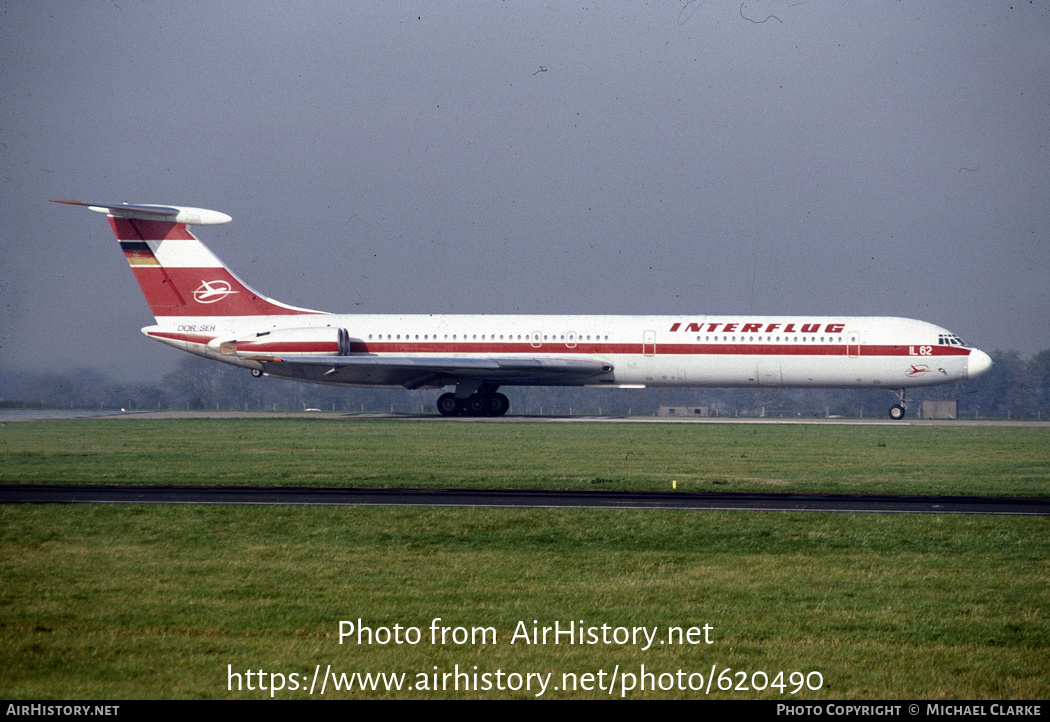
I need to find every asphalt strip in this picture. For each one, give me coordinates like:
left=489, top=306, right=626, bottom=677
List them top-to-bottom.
left=2, top=485, right=1047, bottom=516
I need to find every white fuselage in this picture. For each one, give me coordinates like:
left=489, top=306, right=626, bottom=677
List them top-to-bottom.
left=145, top=313, right=988, bottom=390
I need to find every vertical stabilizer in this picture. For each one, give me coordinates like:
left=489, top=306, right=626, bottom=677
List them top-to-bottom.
left=54, top=200, right=324, bottom=319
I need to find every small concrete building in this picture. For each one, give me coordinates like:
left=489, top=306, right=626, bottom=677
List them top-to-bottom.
left=921, top=400, right=957, bottom=419
left=657, top=405, right=709, bottom=417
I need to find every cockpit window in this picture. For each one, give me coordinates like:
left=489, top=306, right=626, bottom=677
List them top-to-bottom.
left=938, top=334, right=970, bottom=347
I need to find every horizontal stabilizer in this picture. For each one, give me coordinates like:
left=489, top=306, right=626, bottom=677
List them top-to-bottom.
left=51, top=200, right=232, bottom=225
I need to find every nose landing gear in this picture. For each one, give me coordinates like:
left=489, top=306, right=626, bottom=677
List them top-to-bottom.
left=888, top=389, right=907, bottom=420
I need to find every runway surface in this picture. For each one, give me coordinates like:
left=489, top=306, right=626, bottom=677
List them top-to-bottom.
left=2, top=408, right=1046, bottom=426
left=2, top=484, right=1047, bottom=515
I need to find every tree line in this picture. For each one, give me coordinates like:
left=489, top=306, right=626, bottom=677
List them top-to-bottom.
left=2, top=348, right=1048, bottom=419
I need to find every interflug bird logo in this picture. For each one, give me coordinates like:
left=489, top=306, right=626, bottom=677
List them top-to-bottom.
left=193, top=280, right=238, bottom=304
left=905, top=364, right=931, bottom=377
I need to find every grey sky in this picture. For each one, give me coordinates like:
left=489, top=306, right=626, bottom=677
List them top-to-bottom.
left=1, top=1, right=1047, bottom=382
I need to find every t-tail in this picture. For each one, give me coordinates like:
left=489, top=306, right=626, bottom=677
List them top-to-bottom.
left=52, top=200, right=323, bottom=319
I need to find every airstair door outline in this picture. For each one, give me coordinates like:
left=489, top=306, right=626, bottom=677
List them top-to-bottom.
left=757, top=359, right=782, bottom=386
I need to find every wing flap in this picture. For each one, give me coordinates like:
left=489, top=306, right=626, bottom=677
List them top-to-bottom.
left=252, top=355, right=613, bottom=388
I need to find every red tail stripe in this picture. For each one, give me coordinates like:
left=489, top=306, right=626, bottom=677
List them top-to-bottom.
left=109, top=218, right=196, bottom=241
left=128, top=266, right=319, bottom=317
left=131, top=267, right=186, bottom=307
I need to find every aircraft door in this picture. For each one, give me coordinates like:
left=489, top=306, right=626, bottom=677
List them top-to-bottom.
left=643, top=330, right=656, bottom=356
left=847, top=332, right=860, bottom=358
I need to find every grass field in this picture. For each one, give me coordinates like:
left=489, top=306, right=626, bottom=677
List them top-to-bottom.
left=2, top=418, right=1048, bottom=496
left=1, top=419, right=1048, bottom=699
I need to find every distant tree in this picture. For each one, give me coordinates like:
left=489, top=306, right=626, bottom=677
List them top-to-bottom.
left=5, top=345, right=1050, bottom=418
left=1030, top=349, right=1050, bottom=419
left=971, top=351, right=1033, bottom=418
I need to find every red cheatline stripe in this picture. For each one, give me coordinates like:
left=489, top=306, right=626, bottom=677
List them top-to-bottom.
left=145, top=331, right=216, bottom=345
left=354, top=341, right=968, bottom=357
left=235, top=342, right=340, bottom=353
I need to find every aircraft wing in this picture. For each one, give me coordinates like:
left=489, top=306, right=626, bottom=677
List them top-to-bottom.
left=250, top=355, right=614, bottom=389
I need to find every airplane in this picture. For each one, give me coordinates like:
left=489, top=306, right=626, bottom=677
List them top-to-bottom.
left=55, top=200, right=994, bottom=419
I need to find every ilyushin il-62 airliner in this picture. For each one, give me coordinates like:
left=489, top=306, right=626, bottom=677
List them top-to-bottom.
left=56, top=201, right=993, bottom=419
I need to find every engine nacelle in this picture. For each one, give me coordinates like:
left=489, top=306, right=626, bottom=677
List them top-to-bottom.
left=213, top=327, right=350, bottom=357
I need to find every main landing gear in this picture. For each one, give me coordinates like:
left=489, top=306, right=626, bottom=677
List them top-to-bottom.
left=888, top=389, right=907, bottom=420
left=436, top=391, right=510, bottom=417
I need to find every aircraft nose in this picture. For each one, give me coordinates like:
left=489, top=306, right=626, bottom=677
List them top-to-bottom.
left=967, top=349, right=993, bottom=379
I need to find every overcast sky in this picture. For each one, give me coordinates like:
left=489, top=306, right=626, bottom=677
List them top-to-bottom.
left=1, top=1, right=1047, bottom=382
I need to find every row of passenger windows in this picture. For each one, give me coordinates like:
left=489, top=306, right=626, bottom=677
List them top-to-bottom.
left=362, top=333, right=844, bottom=344
left=366, top=333, right=611, bottom=342
left=698, top=335, right=846, bottom=344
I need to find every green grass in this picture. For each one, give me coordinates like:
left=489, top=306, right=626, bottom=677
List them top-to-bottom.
left=1, top=418, right=1048, bottom=496
left=1, top=419, right=1047, bottom=698
left=1, top=505, right=1047, bottom=699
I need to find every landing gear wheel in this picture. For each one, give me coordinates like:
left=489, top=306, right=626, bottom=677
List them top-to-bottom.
left=251, top=368, right=263, bottom=378
left=437, top=393, right=462, bottom=417
left=488, top=393, right=510, bottom=417
left=465, top=395, right=489, bottom=416
left=888, top=404, right=906, bottom=420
